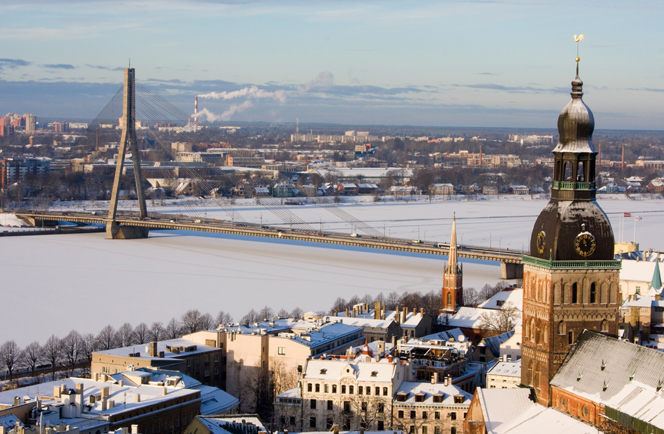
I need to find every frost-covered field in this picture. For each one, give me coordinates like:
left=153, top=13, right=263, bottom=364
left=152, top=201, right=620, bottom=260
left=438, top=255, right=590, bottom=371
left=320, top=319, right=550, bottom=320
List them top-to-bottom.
left=2, top=195, right=662, bottom=345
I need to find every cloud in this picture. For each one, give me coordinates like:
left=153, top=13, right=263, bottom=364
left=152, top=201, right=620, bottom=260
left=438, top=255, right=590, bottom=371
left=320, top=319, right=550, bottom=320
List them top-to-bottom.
left=0, top=58, right=31, bottom=71
left=43, top=64, right=76, bottom=70
left=86, top=64, right=124, bottom=72
left=298, top=71, right=334, bottom=93
left=453, top=83, right=565, bottom=94
left=198, top=85, right=286, bottom=103
left=628, top=87, right=664, bottom=93
left=194, top=101, right=253, bottom=122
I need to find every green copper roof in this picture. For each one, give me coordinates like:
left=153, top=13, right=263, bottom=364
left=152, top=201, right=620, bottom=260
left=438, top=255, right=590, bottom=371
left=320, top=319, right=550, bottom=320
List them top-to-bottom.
left=650, top=259, right=662, bottom=291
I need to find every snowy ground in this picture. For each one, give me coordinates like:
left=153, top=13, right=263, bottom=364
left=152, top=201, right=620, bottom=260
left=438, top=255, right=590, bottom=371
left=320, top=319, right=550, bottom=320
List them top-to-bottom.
left=2, top=195, right=662, bottom=346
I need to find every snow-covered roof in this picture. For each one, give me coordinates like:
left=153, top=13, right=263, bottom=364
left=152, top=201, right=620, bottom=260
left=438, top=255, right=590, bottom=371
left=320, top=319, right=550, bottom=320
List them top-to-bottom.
left=621, top=259, right=662, bottom=284
left=478, top=288, right=523, bottom=311
left=442, top=306, right=484, bottom=329
left=328, top=315, right=395, bottom=329
left=551, top=330, right=664, bottom=431
left=481, top=331, right=515, bottom=358
left=94, top=338, right=218, bottom=360
left=304, top=359, right=397, bottom=383
left=487, top=359, right=521, bottom=378
left=393, top=382, right=472, bottom=406
left=198, top=385, right=240, bottom=415
left=197, top=415, right=267, bottom=434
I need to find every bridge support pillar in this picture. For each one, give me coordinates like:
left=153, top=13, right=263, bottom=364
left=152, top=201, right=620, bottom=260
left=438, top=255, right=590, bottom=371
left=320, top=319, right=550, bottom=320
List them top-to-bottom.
left=106, top=221, right=149, bottom=240
left=501, top=262, right=523, bottom=280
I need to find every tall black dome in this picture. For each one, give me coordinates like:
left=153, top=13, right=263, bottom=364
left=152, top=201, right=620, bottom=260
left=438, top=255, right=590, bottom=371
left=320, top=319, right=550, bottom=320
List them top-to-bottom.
left=529, top=63, right=615, bottom=261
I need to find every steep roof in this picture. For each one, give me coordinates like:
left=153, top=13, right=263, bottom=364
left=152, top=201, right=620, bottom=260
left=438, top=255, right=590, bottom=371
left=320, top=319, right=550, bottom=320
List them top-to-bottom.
left=551, top=330, right=664, bottom=430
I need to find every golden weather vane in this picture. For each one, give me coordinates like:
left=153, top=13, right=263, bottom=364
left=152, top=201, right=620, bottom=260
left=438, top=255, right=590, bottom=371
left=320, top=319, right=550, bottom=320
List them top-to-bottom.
left=574, top=34, right=585, bottom=62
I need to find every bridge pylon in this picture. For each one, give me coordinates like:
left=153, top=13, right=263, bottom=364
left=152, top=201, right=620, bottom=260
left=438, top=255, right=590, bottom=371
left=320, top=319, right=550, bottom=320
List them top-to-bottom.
left=106, top=68, right=150, bottom=239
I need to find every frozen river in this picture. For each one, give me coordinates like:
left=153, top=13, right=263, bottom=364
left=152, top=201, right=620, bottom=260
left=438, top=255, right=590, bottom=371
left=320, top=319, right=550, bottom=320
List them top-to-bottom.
left=2, top=195, right=662, bottom=345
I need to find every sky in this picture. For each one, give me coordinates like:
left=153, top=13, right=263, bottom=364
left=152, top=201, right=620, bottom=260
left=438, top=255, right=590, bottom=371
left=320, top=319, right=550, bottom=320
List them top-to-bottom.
left=0, top=0, right=662, bottom=129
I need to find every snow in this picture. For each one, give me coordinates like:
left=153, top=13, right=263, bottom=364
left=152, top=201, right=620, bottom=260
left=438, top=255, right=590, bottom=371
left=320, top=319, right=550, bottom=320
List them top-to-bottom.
left=2, top=196, right=663, bottom=346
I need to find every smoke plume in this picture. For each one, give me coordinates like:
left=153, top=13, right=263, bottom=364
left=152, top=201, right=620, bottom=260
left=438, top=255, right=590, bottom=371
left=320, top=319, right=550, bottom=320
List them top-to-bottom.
left=198, top=86, right=286, bottom=103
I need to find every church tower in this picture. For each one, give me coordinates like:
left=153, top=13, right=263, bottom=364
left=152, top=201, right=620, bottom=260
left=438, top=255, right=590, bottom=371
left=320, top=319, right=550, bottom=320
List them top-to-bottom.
left=520, top=58, right=621, bottom=406
left=441, top=215, right=463, bottom=313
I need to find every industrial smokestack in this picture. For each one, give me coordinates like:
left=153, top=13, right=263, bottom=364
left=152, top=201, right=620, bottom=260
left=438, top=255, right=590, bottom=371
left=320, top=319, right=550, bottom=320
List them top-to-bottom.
left=194, top=96, right=198, bottom=129
left=622, top=144, right=625, bottom=169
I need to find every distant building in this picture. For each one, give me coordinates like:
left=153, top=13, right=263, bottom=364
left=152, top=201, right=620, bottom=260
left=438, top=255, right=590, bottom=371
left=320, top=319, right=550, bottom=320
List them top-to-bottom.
left=0, top=157, right=50, bottom=190
left=486, top=359, right=521, bottom=389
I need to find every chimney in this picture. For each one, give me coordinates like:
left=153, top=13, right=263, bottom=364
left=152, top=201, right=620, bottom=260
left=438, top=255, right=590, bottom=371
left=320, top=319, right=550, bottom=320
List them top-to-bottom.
left=622, top=145, right=625, bottom=169
left=657, top=294, right=662, bottom=301
left=382, top=306, right=386, bottom=320
left=395, top=307, right=400, bottom=324
left=412, top=307, right=416, bottom=316
left=401, top=308, right=406, bottom=323
left=420, top=308, right=424, bottom=316
left=149, top=341, right=158, bottom=357
left=502, top=354, right=507, bottom=362
left=94, top=372, right=100, bottom=381
left=432, top=372, right=439, bottom=384
left=445, top=376, right=451, bottom=386
left=118, top=380, right=123, bottom=387
left=76, top=383, right=84, bottom=394
left=54, top=386, right=61, bottom=398
left=101, top=387, right=109, bottom=398
left=162, top=387, right=167, bottom=396
left=135, top=394, right=141, bottom=403
left=13, top=397, right=20, bottom=406
left=101, top=398, right=107, bottom=411
left=108, top=400, right=115, bottom=409
left=131, top=425, right=139, bottom=434
left=333, top=425, right=339, bottom=434
left=360, top=428, right=365, bottom=434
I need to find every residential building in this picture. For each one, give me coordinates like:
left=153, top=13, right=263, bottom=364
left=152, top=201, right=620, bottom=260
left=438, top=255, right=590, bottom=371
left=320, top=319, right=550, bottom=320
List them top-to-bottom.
left=0, top=157, right=50, bottom=190
left=430, top=184, right=454, bottom=195
left=618, top=252, right=663, bottom=300
left=91, top=339, right=224, bottom=388
left=486, top=359, right=521, bottom=389
left=0, top=368, right=237, bottom=434
left=392, top=380, right=471, bottom=434
left=184, top=414, right=267, bottom=434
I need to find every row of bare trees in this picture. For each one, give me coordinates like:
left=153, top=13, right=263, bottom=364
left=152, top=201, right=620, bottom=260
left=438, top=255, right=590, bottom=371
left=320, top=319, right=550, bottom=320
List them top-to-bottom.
left=0, top=308, right=234, bottom=383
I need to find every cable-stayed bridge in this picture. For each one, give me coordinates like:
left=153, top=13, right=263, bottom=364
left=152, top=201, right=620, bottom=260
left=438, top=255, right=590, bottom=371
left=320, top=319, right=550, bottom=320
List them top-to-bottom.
left=16, top=68, right=524, bottom=278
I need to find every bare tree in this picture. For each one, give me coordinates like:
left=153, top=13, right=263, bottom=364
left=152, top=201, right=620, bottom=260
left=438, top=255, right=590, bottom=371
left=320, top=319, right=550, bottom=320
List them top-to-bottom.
left=385, top=292, right=400, bottom=310
left=331, top=297, right=347, bottom=313
left=478, top=302, right=521, bottom=335
left=257, top=306, right=274, bottom=321
left=290, top=307, right=304, bottom=320
left=181, top=309, right=204, bottom=334
left=241, top=309, right=259, bottom=325
left=276, top=309, right=290, bottom=318
left=216, top=311, right=233, bottom=327
left=199, top=313, right=215, bottom=331
left=165, top=318, right=182, bottom=339
left=149, top=322, right=165, bottom=341
left=115, top=323, right=135, bottom=348
left=134, top=323, right=150, bottom=344
left=96, top=325, right=117, bottom=350
left=62, top=330, right=83, bottom=374
left=80, top=333, right=97, bottom=363
left=42, top=335, right=62, bottom=377
left=0, top=340, right=21, bottom=380
left=21, top=341, right=42, bottom=376
left=271, top=357, right=299, bottom=397
left=241, top=362, right=272, bottom=420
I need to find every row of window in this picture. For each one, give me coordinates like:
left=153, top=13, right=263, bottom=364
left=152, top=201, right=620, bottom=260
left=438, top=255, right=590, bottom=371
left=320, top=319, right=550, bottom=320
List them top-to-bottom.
left=527, top=279, right=616, bottom=305
left=307, top=383, right=390, bottom=396
left=310, top=399, right=386, bottom=413
left=396, top=410, right=464, bottom=420
left=298, top=418, right=460, bottom=433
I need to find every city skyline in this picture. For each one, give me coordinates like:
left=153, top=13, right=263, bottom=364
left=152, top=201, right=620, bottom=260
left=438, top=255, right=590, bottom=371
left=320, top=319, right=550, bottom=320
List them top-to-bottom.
left=0, top=0, right=662, bottom=129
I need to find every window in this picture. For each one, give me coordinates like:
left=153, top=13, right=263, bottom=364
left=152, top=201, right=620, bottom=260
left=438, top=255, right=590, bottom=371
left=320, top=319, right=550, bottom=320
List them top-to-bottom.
left=564, top=161, right=573, bottom=181
left=577, top=161, right=585, bottom=182
left=572, top=283, right=578, bottom=304
left=590, top=283, right=596, bottom=303
left=447, top=292, right=452, bottom=307
left=601, top=319, right=609, bottom=333
left=558, top=321, right=565, bottom=336
left=568, top=331, right=574, bottom=345
left=278, top=347, right=286, bottom=355
left=297, top=365, right=303, bottom=373
left=308, top=384, right=312, bottom=392
left=315, top=384, right=320, bottom=393
left=325, top=384, right=329, bottom=393
left=332, top=385, right=337, bottom=394
left=342, top=385, right=346, bottom=394
left=349, top=386, right=354, bottom=394
left=359, top=386, right=363, bottom=395
left=366, top=387, right=371, bottom=396
left=383, top=387, right=388, bottom=396
left=415, top=394, right=424, bottom=402
left=433, top=395, right=442, bottom=403
left=454, top=395, right=464, bottom=404
left=310, top=399, right=317, bottom=409
left=327, top=400, right=333, bottom=410
left=344, top=401, right=351, bottom=413
left=362, top=402, right=367, bottom=412
left=378, top=403, right=384, bottom=413
left=398, top=410, right=404, bottom=418
left=410, top=410, right=416, bottom=419
left=422, top=411, right=428, bottom=419
left=434, top=411, right=440, bottom=420
left=450, top=412, right=457, bottom=420
left=290, top=417, right=295, bottom=426
left=310, top=417, right=316, bottom=429
left=326, top=418, right=333, bottom=430
left=343, top=419, right=350, bottom=430
left=377, top=421, right=385, bottom=431
left=409, top=426, right=415, bottom=434
left=422, top=427, right=428, bottom=434
left=434, top=427, right=441, bottom=434
left=451, top=428, right=457, bottom=434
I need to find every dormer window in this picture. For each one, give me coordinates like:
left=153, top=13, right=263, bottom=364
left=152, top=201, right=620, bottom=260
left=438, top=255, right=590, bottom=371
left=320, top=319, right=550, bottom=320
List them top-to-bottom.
left=320, top=369, right=327, bottom=375
left=371, top=371, right=378, bottom=377
left=396, top=393, right=408, bottom=402
left=415, top=393, right=425, bottom=402
left=433, top=394, right=443, bottom=403
left=454, top=395, right=464, bottom=404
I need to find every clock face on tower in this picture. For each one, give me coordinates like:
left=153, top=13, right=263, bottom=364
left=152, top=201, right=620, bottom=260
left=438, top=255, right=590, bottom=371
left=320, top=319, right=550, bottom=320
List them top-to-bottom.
left=536, top=231, right=546, bottom=254
left=575, top=231, right=597, bottom=257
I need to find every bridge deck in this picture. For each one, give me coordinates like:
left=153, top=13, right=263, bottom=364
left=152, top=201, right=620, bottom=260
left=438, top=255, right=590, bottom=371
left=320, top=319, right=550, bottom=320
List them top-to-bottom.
left=16, top=211, right=523, bottom=264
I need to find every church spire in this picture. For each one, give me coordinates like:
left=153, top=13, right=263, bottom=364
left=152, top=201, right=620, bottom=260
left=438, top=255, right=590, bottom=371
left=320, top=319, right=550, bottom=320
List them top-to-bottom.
left=449, top=213, right=458, bottom=272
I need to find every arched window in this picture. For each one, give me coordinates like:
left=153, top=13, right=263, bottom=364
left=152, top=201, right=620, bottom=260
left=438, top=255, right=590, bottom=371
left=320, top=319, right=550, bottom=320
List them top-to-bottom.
left=564, top=161, right=573, bottom=181
left=577, top=161, right=585, bottom=182
left=601, top=282, right=609, bottom=304
left=554, top=283, right=562, bottom=305
left=572, top=283, right=578, bottom=304
left=590, top=283, right=597, bottom=303
left=447, top=292, right=452, bottom=307
left=531, top=319, right=536, bottom=343
left=601, top=319, right=609, bottom=332
left=524, top=321, right=529, bottom=339
left=558, top=321, right=565, bottom=335
left=544, top=325, right=549, bottom=344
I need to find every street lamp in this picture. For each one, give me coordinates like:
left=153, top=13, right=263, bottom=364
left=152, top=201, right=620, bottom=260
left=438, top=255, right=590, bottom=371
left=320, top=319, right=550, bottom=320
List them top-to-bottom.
left=260, top=212, right=263, bottom=228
